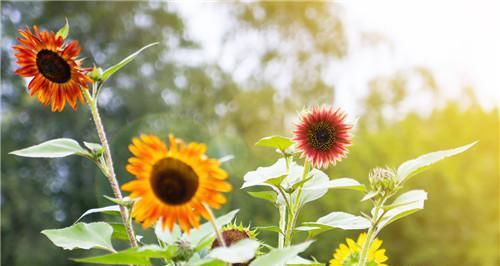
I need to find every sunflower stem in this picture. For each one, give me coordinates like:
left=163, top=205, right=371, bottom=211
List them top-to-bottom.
left=82, top=88, right=138, bottom=249
left=278, top=155, right=293, bottom=248
left=284, top=160, right=310, bottom=247
left=358, top=198, right=385, bottom=266
left=203, top=202, right=226, bottom=248
left=278, top=205, right=286, bottom=249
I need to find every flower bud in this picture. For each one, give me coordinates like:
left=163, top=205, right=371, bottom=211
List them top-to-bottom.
left=88, top=65, right=103, bottom=81
left=369, top=167, right=397, bottom=195
left=211, top=223, right=258, bottom=266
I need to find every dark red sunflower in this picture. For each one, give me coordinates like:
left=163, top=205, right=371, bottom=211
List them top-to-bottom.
left=13, top=25, right=91, bottom=112
left=293, top=106, right=352, bottom=168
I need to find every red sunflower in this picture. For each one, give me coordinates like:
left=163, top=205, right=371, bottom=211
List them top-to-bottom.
left=13, top=25, right=91, bottom=112
left=293, top=106, right=352, bottom=168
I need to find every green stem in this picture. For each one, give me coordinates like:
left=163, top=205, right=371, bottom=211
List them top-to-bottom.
left=83, top=89, right=138, bottom=248
left=277, top=155, right=294, bottom=248
left=284, top=160, right=310, bottom=247
left=358, top=199, right=384, bottom=266
left=278, top=205, right=286, bottom=249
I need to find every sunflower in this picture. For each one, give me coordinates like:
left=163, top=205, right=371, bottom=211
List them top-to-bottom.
left=13, top=25, right=91, bottom=112
left=293, top=105, right=352, bottom=168
left=122, top=134, right=232, bottom=233
left=211, top=223, right=259, bottom=266
left=329, top=233, right=388, bottom=266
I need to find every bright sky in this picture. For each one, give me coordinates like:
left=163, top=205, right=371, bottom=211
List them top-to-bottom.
left=340, top=0, right=500, bottom=112
left=174, top=1, right=500, bottom=116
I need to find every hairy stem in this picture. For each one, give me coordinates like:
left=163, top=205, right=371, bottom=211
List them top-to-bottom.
left=83, top=89, right=138, bottom=248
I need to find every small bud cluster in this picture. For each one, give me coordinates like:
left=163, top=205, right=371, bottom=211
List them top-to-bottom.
left=369, top=167, right=397, bottom=196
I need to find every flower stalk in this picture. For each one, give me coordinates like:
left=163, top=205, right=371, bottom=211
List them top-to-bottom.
left=82, top=88, right=138, bottom=248
left=283, top=160, right=310, bottom=247
left=358, top=197, right=387, bottom=266
left=203, top=202, right=226, bottom=248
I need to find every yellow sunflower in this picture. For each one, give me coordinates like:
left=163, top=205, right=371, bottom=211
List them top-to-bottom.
left=13, top=25, right=91, bottom=112
left=122, top=134, right=232, bottom=233
left=329, top=233, right=388, bottom=266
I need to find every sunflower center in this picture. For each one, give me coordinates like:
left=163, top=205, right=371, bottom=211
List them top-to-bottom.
left=36, top=50, right=71, bottom=83
left=307, top=121, right=336, bottom=151
left=150, top=158, right=199, bottom=205
left=212, top=229, right=250, bottom=248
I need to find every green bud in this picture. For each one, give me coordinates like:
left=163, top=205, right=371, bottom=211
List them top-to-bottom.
left=88, top=65, right=103, bottom=81
left=369, top=167, right=397, bottom=195
left=172, top=239, right=194, bottom=262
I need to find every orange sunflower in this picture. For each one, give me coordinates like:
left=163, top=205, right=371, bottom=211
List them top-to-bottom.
left=13, top=25, right=91, bottom=112
left=122, top=134, right=232, bottom=233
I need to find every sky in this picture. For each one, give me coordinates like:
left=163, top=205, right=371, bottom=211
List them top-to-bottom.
left=174, top=1, right=499, bottom=117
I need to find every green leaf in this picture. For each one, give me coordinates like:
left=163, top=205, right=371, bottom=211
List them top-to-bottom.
left=55, top=18, right=69, bottom=39
left=101, top=42, right=159, bottom=82
left=255, top=135, right=294, bottom=151
left=9, top=138, right=88, bottom=158
left=83, top=141, right=102, bottom=152
left=397, top=142, right=477, bottom=183
left=242, top=158, right=288, bottom=189
left=285, top=168, right=329, bottom=207
left=265, top=175, right=287, bottom=186
left=288, top=175, right=313, bottom=193
left=303, top=178, right=366, bottom=192
left=383, top=189, right=428, bottom=210
left=361, top=190, right=379, bottom=202
left=377, top=190, right=428, bottom=229
left=247, top=191, right=277, bottom=204
left=103, top=195, right=134, bottom=207
left=74, top=205, right=120, bottom=223
left=297, top=212, right=370, bottom=238
left=41, top=222, right=114, bottom=252
left=154, top=222, right=181, bottom=245
left=110, top=223, right=129, bottom=240
left=256, top=225, right=283, bottom=234
left=209, top=239, right=260, bottom=264
left=250, top=240, right=313, bottom=266
left=74, top=245, right=177, bottom=265
left=287, top=256, right=325, bottom=266
left=190, top=258, right=226, bottom=266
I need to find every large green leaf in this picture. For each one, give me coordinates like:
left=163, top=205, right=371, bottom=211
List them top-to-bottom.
left=101, top=42, right=159, bottom=82
left=255, top=135, right=294, bottom=151
left=9, top=138, right=88, bottom=158
left=397, top=142, right=477, bottom=183
left=242, top=158, right=289, bottom=189
left=278, top=168, right=329, bottom=207
left=303, top=177, right=366, bottom=192
left=377, top=190, right=428, bottom=229
left=74, top=205, right=120, bottom=223
left=297, top=212, right=370, bottom=237
left=42, top=222, right=114, bottom=252
left=154, top=222, right=181, bottom=245
left=209, top=239, right=260, bottom=264
left=250, top=241, right=313, bottom=266
left=74, top=245, right=177, bottom=265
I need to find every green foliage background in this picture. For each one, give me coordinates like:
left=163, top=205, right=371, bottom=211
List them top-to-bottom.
left=1, top=2, right=498, bottom=266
